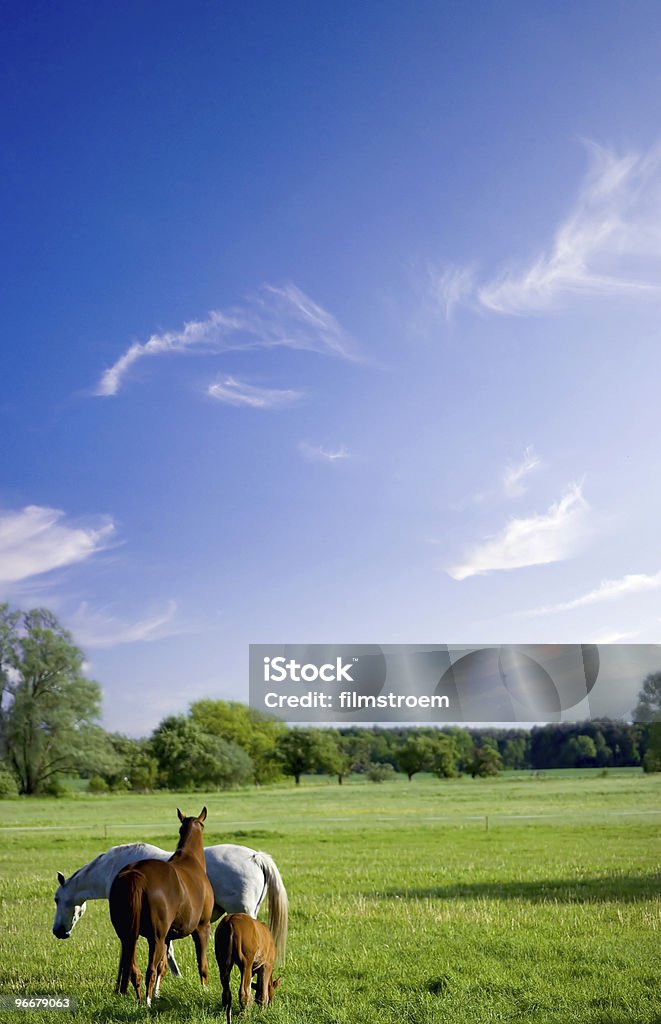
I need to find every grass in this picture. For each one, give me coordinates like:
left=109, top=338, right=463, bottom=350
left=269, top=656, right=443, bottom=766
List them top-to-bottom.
left=1, top=771, right=660, bottom=1024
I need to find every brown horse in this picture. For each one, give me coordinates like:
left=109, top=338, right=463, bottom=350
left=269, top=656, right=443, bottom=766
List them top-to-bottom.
left=109, top=807, right=214, bottom=1005
left=215, top=913, right=282, bottom=1024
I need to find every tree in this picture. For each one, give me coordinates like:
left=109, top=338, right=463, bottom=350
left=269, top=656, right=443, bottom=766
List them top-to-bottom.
left=0, top=605, right=104, bottom=794
left=633, top=672, right=661, bottom=723
left=190, top=700, right=285, bottom=784
left=150, top=716, right=253, bottom=790
left=598, top=720, right=641, bottom=767
left=643, top=722, right=661, bottom=773
left=335, top=727, right=401, bottom=769
left=275, top=728, right=337, bottom=785
left=442, top=728, right=473, bottom=772
left=592, top=729, right=612, bottom=767
left=327, top=732, right=371, bottom=784
left=399, top=733, right=439, bottom=778
left=102, top=734, right=159, bottom=792
left=431, top=734, right=460, bottom=778
left=561, top=734, right=597, bottom=768
left=502, top=737, right=528, bottom=770
left=469, top=744, right=503, bottom=778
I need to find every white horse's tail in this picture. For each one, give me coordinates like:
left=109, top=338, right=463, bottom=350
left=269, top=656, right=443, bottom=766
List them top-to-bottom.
left=252, top=852, right=288, bottom=962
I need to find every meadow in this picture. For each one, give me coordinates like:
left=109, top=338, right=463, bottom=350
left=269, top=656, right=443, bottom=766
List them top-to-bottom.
left=0, top=770, right=659, bottom=1024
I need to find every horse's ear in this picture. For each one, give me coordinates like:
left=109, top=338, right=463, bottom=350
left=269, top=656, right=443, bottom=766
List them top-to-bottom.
left=198, top=806, right=207, bottom=823
left=177, top=808, right=184, bottom=823
left=57, top=871, right=65, bottom=886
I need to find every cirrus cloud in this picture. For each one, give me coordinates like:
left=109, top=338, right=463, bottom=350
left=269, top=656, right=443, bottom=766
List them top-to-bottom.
left=432, top=141, right=661, bottom=317
left=95, top=284, right=359, bottom=396
left=208, top=376, right=302, bottom=409
left=298, top=442, right=351, bottom=463
left=503, top=446, right=541, bottom=497
left=447, top=483, right=589, bottom=580
left=0, top=505, right=115, bottom=592
left=522, top=569, right=661, bottom=617
left=66, top=599, right=184, bottom=649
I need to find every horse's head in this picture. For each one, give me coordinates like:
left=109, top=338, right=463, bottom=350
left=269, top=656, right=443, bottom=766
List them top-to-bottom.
left=176, top=806, right=207, bottom=846
left=52, top=871, right=87, bottom=939
left=252, top=974, right=282, bottom=1004
left=267, top=974, right=282, bottom=1003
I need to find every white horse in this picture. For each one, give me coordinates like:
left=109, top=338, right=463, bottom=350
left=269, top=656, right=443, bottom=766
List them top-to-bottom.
left=52, top=843, right=287, bottom=973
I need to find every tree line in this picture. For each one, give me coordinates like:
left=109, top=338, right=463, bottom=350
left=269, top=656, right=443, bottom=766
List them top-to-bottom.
left=1, top=604, right=660, bottom=796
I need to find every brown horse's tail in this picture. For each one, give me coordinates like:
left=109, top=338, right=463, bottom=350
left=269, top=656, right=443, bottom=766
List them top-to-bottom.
left=251, top=852, right=288, bottom=962
left=110, top=870, right=145, bottom=995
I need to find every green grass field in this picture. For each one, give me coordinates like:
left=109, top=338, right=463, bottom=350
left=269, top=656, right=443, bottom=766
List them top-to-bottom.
left=1, top=771, right=660, bottom=1024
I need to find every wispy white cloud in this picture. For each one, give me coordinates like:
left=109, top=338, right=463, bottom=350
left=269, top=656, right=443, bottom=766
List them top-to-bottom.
left=433, top=141, right=661, bottom=316
left=429, top=264, right=476, bottom=320
left=95, top=284, right=358, bottom=396
left=208, top=376, right=302, bottom=409
left=298, top=442, right=351, bottom=463
left=503, top=446, right=541, bottom=497
left=447, top=483, right=589, bottom=581
left=0, top=506, right=115, bottom=592
left=523, top=569, right=661, bottom=617
left=67, top=599, right=182, bottom=649
left=590, top=629, right=640, bottom=644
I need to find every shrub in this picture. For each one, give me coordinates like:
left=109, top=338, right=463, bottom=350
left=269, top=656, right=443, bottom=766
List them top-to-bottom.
left=0, top=763, right=19, bottom=799
left=367, top=763, right=395, bottom=783
left=88, top=775, right=109, bottom=793
left=42, top=777, right=71, bottom=798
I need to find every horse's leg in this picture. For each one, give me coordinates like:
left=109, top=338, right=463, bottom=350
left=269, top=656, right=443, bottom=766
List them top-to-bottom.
left=192, top=923, right=211, bottom=988
left=145, top=936, right=167, bottom=1007
left=116, top=938, right=141, bottom=1000
left=166, top=940, right=181, bottom=977
left=153, top=952, right=168, bottom=999
left=131, top=960, right=143, bottom=1004
left=238, top=962, right=253, bottom=1010
left=254, top=965, right=270, bottom=1007
left=220, top=968, right=232, bottom=1024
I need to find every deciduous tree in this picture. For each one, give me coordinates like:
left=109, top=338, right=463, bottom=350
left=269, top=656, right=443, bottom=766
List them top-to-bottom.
left=0, top=605, right=103, bottom=794
left=633, top=672, right=661, bottom=723
left=190, top=699, right=285, bottom=784
left=150, top=715, right=253, bottom=789
left=276, top=728, right=337, bottom=784
left=397, top=734, right=441, bottom=781
left=469, top=744, right=503, bottom=778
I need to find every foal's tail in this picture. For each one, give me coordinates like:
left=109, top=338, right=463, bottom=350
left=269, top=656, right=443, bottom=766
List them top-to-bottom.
left=251, top=852, right=288, bottom=962
left=109, top=870, right=144, bottom=995
left=215, top=917, right=235, bottom=1024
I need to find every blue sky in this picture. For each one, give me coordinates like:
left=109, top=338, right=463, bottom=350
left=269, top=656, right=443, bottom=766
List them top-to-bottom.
left=2, top=2, right=661, bottom=733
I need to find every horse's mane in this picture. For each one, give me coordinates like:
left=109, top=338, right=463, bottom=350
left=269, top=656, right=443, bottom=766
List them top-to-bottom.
left=66, top=843, right=159, bottom=886
left=66, top=851, right=106, bottom=886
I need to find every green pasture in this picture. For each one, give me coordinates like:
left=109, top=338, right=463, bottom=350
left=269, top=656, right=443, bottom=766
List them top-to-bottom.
left=1, top=771, right=660, bottom=1024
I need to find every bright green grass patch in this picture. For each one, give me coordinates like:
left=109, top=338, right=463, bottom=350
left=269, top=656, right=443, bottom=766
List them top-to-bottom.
left=1, top=773, right=660, bottom=1024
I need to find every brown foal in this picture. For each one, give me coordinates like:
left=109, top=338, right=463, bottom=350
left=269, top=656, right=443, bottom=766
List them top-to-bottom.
left=109, top=807, right=214, bottom=1004
left=215, top=913, right=281, bottom=1023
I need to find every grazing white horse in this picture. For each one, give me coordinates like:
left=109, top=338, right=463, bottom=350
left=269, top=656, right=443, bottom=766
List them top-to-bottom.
left=52, top=843, right=287, bottom=973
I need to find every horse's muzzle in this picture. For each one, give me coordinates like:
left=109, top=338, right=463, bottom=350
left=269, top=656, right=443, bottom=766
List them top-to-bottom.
left=52, top=927, right=71, bottom=939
